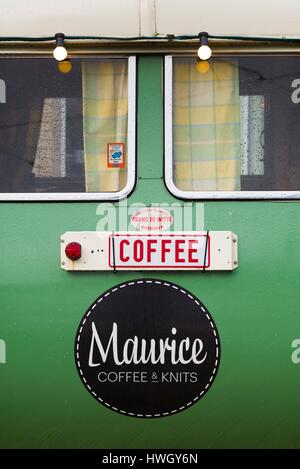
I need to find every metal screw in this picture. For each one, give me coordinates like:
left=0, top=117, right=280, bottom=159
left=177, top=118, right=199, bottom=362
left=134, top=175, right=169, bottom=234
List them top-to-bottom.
left=61, top=239, right=65, bottom=243
left=233, top=239, right=237, bottom=243
left=61, top=261, right=65, bottom=265
left=234, top=261, right=238, bottom=265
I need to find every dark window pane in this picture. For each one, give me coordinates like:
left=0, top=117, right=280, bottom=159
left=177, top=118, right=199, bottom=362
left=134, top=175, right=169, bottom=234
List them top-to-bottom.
left=172, top=56, right=300, bottom=191
left=0, top=58, right=129, bottom=193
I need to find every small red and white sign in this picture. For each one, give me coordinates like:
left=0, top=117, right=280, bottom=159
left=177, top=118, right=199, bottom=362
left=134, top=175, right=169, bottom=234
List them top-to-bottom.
left=107, top=143, right=125, bottom=168
left=130, top=208, right=173, bottom=231
left=108, top=233, right=209, bottom=269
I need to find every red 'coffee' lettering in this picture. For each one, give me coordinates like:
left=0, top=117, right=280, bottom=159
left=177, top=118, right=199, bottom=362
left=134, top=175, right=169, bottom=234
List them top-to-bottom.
left=109, top=234, right=210, bottom=268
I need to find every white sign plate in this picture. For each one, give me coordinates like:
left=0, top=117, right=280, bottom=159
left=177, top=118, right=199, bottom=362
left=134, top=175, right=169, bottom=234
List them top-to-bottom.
left=60, top=231, right=238, bottom=271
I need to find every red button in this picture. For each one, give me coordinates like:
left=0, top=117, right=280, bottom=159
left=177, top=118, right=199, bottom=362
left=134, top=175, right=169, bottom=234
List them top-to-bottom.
left=65, top=242, right=81, bottom=261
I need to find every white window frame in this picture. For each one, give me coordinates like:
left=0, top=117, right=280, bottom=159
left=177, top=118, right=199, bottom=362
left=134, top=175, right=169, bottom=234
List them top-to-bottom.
left=164, top=54, right=300, bottom=200
left=0, top=55, right=136, bottom=201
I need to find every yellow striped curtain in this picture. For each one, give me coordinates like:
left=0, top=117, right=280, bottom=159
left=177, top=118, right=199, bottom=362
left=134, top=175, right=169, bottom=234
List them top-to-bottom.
left=173, top=58, right=241, bottom=191
left=82, top=59, right=128, bottom=192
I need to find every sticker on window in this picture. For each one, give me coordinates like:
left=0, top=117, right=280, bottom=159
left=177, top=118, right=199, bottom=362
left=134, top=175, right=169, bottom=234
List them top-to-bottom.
left=107, top=143, right=125, bottom=168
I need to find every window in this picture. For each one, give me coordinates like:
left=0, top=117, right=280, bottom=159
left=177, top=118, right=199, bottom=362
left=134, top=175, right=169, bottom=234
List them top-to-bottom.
left=165, top=54, right=300, bottom=199
left=0, top=56, right=136, bottom=200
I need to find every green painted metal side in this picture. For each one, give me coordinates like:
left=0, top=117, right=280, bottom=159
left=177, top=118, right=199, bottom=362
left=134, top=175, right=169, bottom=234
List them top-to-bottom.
left=0, top=56, right=299, bottom=449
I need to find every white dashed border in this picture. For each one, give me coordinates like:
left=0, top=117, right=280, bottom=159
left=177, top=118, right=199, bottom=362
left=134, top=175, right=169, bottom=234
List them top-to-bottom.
left=75, top=279, right=220, bottom=418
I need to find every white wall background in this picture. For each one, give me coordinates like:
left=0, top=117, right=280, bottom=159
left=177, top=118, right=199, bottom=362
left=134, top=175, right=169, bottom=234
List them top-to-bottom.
left=0, top=0, right=299, bottom=38
left=0, top=0, right=140, bottom=36
left=156, top=0, right=300, bottom=37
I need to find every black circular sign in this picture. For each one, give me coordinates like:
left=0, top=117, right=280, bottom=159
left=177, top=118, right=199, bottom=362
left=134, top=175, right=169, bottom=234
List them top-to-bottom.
left=75, top=279, right=220, bottom=418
